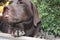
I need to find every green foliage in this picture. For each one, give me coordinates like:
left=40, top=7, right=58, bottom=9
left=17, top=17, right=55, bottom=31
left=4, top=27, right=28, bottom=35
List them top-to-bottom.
left=0, top=0, right=9, bottom=6
left=32, top=0, right=60, bottom=36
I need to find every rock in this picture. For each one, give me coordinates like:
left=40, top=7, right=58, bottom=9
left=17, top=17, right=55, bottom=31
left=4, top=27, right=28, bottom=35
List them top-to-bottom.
left=0, top=32, right=45, bottom=40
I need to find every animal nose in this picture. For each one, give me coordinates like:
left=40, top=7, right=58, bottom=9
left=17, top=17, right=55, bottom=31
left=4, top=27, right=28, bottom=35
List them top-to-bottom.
left=4, top=6, right=9, bottom=11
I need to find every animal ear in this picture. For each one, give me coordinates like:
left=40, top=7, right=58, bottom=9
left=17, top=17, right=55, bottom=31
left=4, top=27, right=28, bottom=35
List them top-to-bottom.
left=31, top=3, right=40, bottom=26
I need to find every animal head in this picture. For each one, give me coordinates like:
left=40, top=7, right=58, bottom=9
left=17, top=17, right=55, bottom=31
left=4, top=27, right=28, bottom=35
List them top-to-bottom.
left=3, top=0, right=40, bottom=26
left=3, top=0, right=33, bottom=23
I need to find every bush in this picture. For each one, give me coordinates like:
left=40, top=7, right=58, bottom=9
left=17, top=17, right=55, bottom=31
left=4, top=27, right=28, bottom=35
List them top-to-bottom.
left=0, top=0, right=9, bottom=6
left=32, top=0, right=60, bottom=36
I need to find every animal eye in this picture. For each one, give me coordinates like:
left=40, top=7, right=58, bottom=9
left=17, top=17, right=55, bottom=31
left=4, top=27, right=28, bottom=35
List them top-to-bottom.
left=9, top=1, right=13, bottom=4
